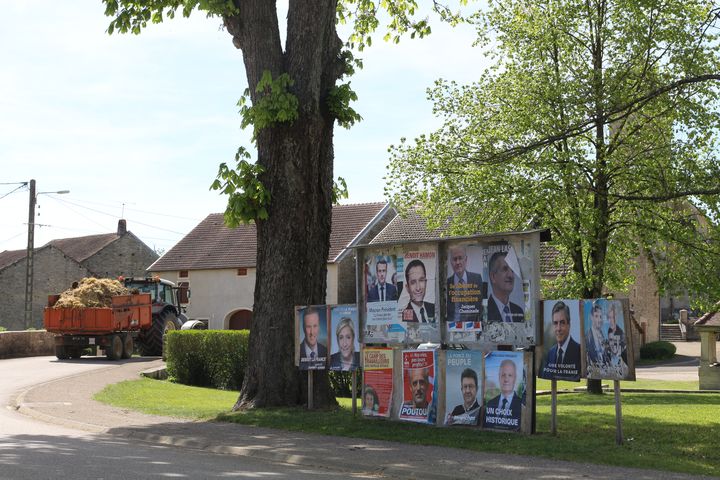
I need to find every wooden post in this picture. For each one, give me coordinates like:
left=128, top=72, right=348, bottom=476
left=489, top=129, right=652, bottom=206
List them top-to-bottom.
left=351, top=369, right=357, bottom=415
left=308, top=370, right=314, bottom=410
left=550, top=378, right=557, bottom=435
left=614, top=380, right=623, bottom=445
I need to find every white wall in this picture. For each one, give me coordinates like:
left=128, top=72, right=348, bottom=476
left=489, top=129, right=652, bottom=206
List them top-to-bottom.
left=155, top=263, right=339, bottom=330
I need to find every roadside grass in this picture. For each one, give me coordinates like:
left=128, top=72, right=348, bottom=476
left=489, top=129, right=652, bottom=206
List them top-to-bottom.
left=536, top=378, right=700, bottom=391
left=95, top=379, right=720, bottom=476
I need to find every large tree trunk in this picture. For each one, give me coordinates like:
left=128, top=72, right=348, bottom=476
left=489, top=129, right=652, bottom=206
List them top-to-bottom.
left=224, top=0, right=343, bottom=408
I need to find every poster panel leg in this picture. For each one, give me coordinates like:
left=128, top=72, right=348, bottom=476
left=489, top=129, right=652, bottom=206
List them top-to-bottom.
left=308, top=370, right=314, bottom=410
left=352, top=370, right=357, bottom=416
left=551, top=379, right=557, bottom=436
left=614, top=380, right=623, bottom=445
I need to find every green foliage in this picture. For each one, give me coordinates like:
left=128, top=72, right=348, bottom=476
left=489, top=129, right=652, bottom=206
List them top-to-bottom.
left=103, top=0, right=238, bottom=35
left=386, top=0, right=720, bottom=303
left=239, top=70, right=299, bottom=140
left=328, top=83, right=363, bottom=129
left=210, top=147, right=270, bottom=226
left=332, top=176, right=349, bottom=204
left=0, top=326, right=6, bottom=332
left=165, top=330, right=249, bottom=391
left=640, top=341, right=677, bottom=360
left=328, top=370, right=362, bottom=397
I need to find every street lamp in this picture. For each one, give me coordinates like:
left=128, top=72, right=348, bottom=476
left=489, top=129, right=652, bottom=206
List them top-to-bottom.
left=24, top=179, right=70, bottom=329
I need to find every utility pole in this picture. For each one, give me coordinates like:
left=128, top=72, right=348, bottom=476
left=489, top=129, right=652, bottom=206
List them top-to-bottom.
left=24, top=179, right=36, bottom=329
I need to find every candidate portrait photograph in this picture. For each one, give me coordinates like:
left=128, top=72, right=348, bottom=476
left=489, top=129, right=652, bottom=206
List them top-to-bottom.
left=446, top=244, right=486, bottom=323
left=485, top=247, right=526, bottom=323
left=540, top=300, right=581, bottom=381
left=298, top=305, right=328, bottom=370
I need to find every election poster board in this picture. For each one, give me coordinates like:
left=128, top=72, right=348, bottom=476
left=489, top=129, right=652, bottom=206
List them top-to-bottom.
left=445, top=239, right=538, bottom=348
left=363, top=245, right=441, bottom=344
left=583, top=298, right=635, bottom=381
left=539, top=300, right=582, bottom=381
left=329, top=304, right=360, bottom=371
left=295, top=305, right=329, bottom=370
left=362, top=347, right=394, bottom=417
left=399, top=349, right=437, bottom=424
left=444, top=350, right=484, bottom=426
left=481, top=351, right=532, bottom=433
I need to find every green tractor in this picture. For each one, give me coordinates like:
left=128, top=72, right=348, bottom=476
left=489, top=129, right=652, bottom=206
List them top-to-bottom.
left=122, top=276, right=190, bottom=356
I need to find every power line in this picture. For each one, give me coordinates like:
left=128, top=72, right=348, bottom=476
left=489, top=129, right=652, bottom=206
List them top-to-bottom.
left=0, top=184, right=27, bottom=200
left=49, top=195, right=205, bottom=221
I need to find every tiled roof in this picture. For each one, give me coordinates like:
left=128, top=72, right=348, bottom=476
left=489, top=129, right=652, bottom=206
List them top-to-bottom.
left=150, top=202, right=388, bottom=272
left=368, top=209, right=566, bottom=276
left=369, top=210, right=450, bottom=244
left=47, top=233, right=119, bottom=263
left=0, top=249, right=27, bottom=271
left=694, top=302, right=720, bottom=328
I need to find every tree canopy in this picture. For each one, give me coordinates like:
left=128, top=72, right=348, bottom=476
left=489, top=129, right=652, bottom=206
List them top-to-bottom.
left=387, top=0, right=720, bottom=309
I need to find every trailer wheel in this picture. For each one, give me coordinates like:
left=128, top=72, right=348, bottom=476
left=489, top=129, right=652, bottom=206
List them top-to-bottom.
left=106, top=334, right=123, bottom=360
left=121, top=334, right=134, bottom=359
left=55, top=345, right=70, bottom=360
left=69, top=347, right=83, bottom=359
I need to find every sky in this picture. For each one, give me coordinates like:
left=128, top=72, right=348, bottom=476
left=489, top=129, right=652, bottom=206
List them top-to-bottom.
left=1, top=1, right=490, bottom=254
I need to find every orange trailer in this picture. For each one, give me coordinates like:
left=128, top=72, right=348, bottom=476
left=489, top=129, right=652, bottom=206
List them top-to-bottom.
left=43, top=293, right=152, bottom=360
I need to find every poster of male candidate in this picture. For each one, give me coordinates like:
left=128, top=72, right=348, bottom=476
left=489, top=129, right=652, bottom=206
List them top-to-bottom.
left=449, top=240, right=537, bottom=348
left=446, top=243, right=486, bottom=333
left=363, top=246, right=440, bottom=344
left=583, top=298, right=635, bottom=381
left=540, top=300, right=582, bottom=381
left=329, top=304, right=360, bottom=371
left=295, top=305, right=329, bottom=370
left=362, top=348, right=393, bottom=417
left=399, top=349, right=437, bottom=424
left=444, top=350, right=483, bottom=426
left=482, top=351, right=526, bottom=432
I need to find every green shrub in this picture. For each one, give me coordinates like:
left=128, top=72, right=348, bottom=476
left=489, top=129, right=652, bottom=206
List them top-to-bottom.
left=0, top=326, right=6, bottom=332
left=165, top=330, right=249, bottom=390
left=640, top=340, right=677, bottom=360
left=328, top=370, right=362, bottom=397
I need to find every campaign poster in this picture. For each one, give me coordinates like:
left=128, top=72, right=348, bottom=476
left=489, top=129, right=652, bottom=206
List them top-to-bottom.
left=447, top=239, right=537, bottom=348
left=446, top=243, right=487, bottom=333
left=363, top=246, right=440, bottom=344
left=365, top=254, right=400, bottom=325
left=584, top=298, right=635, bottom=381
left=539, top=300, right=582, bottom=381
left=329, top=304, right=360, bottom=371
left=295, top=305, right=328, bottom=370
left=362, top=348, right=393, bottom=417
left=399, top=349, right=437, bottom=424
left=444, top=350, right=483, bottom=426
left=482, top=351, right=525, bottom=432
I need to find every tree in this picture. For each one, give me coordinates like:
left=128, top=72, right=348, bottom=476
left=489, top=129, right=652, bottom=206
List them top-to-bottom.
left=103, top=0, right=463, bottom=408
left=386, top=0, right=720, bottom=392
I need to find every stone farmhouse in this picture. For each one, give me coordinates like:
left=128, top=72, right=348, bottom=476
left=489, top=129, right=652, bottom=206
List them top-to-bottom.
left=148, top=202, right=395, bottom=330
left=0, top=220, right=158, bottom=330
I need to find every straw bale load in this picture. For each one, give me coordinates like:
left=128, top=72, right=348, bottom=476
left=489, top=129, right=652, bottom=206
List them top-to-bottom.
left=53, top=277, right=130, bottom=308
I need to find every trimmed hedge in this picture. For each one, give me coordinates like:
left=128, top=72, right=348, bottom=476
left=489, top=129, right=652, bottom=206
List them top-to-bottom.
left=165, top=330, right=249, bottom=390
left=165, top=330, right=358, bottom=397
left=640, top=340, right=677, bottom=360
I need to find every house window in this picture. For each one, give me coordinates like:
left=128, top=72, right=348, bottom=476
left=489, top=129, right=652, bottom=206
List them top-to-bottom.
left=237, top=268, right=247, bottom=276
left=179, top=270, right=188, bottom=278
left=178, top=282, right=190, bottom=304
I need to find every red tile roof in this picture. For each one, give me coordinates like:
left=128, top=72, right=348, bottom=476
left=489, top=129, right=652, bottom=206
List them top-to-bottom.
left=150, top=203, right=389, bottom=271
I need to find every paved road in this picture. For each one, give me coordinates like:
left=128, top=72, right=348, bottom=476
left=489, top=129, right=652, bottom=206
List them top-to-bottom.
left=4, top=355, right=716, bottom=479
left=0, top=356, right=359, bottom=480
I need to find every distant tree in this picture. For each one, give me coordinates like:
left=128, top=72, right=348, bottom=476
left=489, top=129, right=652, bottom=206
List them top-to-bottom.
left=102, top=0, right=464, bottom=407
left=386, top=0, right=720, bottom=392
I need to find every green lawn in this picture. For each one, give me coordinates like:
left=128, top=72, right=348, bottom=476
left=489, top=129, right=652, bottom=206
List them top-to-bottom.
left=96, top=379, right=720, bottom=477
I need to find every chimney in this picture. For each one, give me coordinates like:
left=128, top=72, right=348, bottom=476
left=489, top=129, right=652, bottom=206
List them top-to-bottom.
left=117, top=219, right=127, bottom=235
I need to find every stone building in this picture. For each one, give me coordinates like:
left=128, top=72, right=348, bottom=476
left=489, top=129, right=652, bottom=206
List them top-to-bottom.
left=149, top=203, right=395, bottom=330
left=0, top=220, right=158, bottom=330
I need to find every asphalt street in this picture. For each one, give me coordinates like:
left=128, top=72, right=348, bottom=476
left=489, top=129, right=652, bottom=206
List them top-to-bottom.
left=2, top=347, right=717, bottom=480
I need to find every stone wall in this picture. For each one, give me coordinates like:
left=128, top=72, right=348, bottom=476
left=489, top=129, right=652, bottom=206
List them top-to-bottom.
left=83, top=233, right=158, bottom=278
left=0, top=247, right=89, bottom=331
left=0, top=330, right=55, bottom=359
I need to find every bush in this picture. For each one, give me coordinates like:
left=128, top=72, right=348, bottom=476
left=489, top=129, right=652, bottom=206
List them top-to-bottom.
left=165, top=330, right=249, bottom=390
left=640, top=340, right=677, bottom=360
left=328, top=370, right=362, bottom=397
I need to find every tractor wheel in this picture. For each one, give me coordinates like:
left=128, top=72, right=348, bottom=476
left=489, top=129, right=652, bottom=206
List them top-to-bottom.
left=138, top=310, right=178, bottom=357
left=106, top=334, right=123, bottom=361
left=121, top=334, right=134, bottom=359
left=55, top=345, right=70, bottom=360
